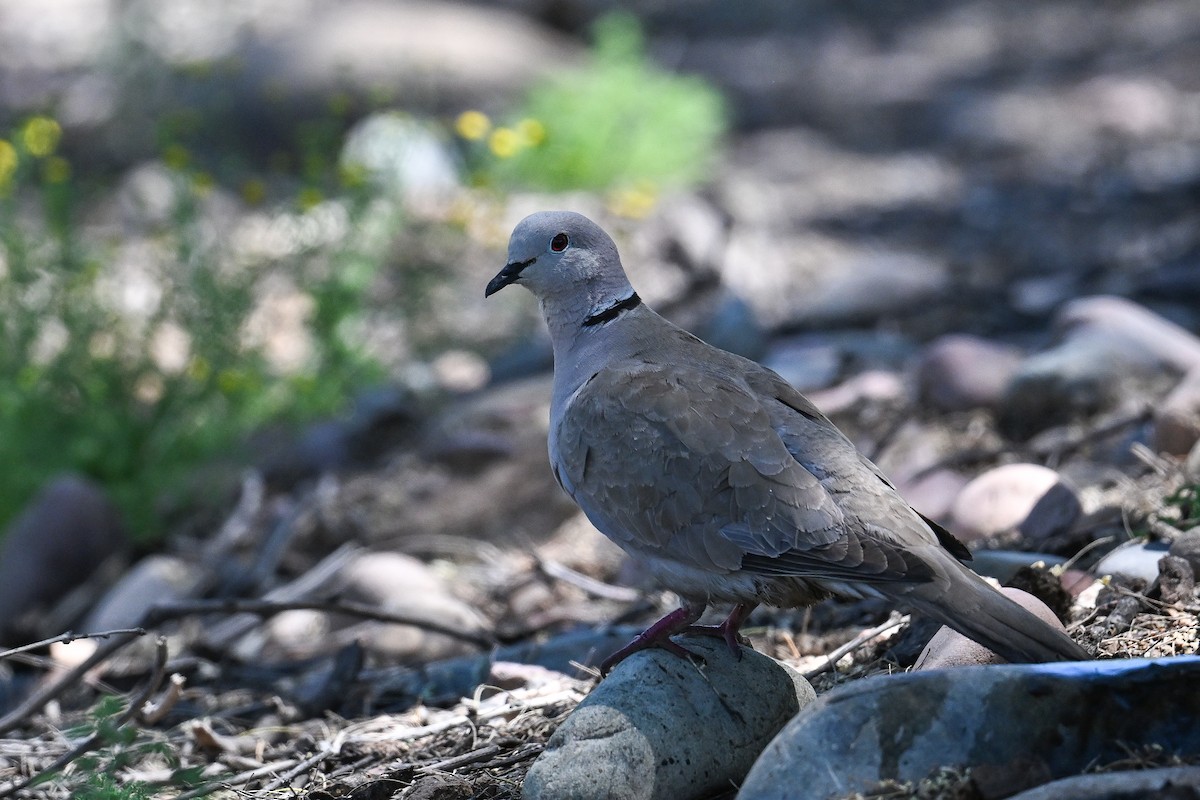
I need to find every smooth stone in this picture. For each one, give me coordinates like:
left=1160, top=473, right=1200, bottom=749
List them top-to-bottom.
left=340, top=113, right=461, bottom=201
left=1055, top=295, right=1200, bottom=373
left=915, top=334, right=1023, bottom=412
left=1153, top=367, right=1200, bottom=456
left=949, top=463, right=1081, bottom=543
left=892, top=468, right=969, bottom=523
left=0, top=475, right=126, bottom=642
left=1093, top=540, right=1172, bottom=585
left=82, top=554, right=205, bottom=631
left=913, top=588, right=1067, bottom=669
left=523, top=636, right=815, bottom=800
left=737, top=657, right=1200, bottom=800
left=1007, top=766, right=1200, bottom=800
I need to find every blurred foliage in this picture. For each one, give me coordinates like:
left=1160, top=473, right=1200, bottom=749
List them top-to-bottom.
left=457, top=13, right=727, bottom=200
left=0, top=114, right=390, bottom=539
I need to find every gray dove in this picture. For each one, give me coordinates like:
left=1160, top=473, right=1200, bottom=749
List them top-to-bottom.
left=486, top=210, right=1088, bottom=672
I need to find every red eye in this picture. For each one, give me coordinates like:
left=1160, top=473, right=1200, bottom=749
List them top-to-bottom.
left=550, top=233, right=569, bottom=252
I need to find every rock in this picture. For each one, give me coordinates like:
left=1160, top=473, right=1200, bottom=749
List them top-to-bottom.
left=1056, top=296, right=1200, bottom=374
left=999, top=331, right=1154, bottom=438
left=915, top=334, right=1023, bottom=412
left=762, top=336, right=843, bottom=393
left=1153, top=367, right=1200, bottom=456
left=807, top=370, right=906, bottom=417
left=1188, top=440, right=1200, bottom=482
left=949, top=464, right=1081, bottom=543
left=892, top=468, right=969, bottom=523
left=0, top=475, right=126, bottom=643
left=1168, top=528, right=1200, bottom=577
left=1094, top=540, right=1172, bottom=585
left=334, top=551, right=489, bottom=662
left=82, top=555, right=205, bottom=631
left=1157, top=555, right=1195, bottom=606
left=913, top=588, right=1069, bottom=669
left=523, top=636, right=815, bottom=800
left=737, top=656, right=1200, bottom=800
left=1006, top=766, right=1200, bottom=800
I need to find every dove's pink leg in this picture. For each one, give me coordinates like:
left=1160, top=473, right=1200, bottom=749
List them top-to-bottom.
left=600, top=602, right=706, bottom=675
left=685, top=602, right=758, bottom=657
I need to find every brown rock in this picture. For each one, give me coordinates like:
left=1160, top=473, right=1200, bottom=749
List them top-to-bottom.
left=914, top=588, right=1068, bottom=669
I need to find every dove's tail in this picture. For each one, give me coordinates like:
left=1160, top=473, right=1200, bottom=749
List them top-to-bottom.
left=903, top=562, right=1089, bottom=663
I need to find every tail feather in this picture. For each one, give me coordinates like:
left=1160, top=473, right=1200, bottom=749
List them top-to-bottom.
left=903, top=562, right=1089, bottom=663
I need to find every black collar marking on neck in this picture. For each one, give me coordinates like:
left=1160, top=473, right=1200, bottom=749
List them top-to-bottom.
left=582, top=292, right=642, bottom=327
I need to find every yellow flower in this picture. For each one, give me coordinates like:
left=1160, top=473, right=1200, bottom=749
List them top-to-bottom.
left=455, top=110, right=491, bottom=141
left=21, top=116, right=61, bottom=157
left=516, top=118, right=546, bottom=146
left=488, top=127, right=520, bottom=159
left=0, top=139, right=17, bottom=188
left=43, top=156, right=70, bottom=184
left=191, top=171, right=215, bottom=196
left=607, top=182, right=659, bottom=219
left=187, top=356, right=212, bottom=382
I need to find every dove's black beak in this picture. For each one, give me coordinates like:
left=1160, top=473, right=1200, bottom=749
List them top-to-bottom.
left=485, top=257, right=534, bottom=297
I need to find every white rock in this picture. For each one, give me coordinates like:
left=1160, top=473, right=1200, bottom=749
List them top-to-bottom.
left=949, top=463, right=1080, bottom=543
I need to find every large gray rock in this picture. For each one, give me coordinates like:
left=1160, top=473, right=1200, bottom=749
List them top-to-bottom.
left=915, top=334, right=1024, bottom=412
left=82, top=554, right=204, bottom=631
left=524, top=635, right=815, bottom=800
left=738, top=657, right=1200, bottom=800
left=1007, top=766, right=1200, bottom=800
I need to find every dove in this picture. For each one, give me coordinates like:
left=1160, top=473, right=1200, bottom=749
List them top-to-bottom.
left=486, top=210, right=1088, bottom=672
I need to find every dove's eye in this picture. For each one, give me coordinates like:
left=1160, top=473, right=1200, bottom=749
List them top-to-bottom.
left=550, top=233, right=569, bottom=252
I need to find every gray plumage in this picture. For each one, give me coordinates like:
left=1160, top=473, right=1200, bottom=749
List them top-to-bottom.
left=486, top=210, right=1087, bottom=666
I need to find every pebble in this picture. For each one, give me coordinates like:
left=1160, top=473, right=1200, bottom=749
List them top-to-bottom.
left=915, top=334, right=1023, bottom=412
left=1153, top=366, right=1200, bottom=455
left=949, top=463, right=1081, bottom=543
left=0, top=475, right=126, bottom=642
left=1093, top=540, right=1172, bottom=585
left=913, top=588, right=1068, bottom=669
left=523, top=636, right=815, bottom=800
left=737, top=656, right=1200, bottom=800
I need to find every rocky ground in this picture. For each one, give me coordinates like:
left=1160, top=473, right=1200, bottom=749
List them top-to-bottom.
left=2, top=0, right=1200, bottom=798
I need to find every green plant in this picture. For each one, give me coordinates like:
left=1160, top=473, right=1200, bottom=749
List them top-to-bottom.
left=456, top=12, right=727, bottom=201
left=0, top=115, right=391, bottom=539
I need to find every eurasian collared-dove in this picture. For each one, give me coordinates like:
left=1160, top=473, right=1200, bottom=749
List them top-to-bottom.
left=486, top=211, right=1088, bottom=671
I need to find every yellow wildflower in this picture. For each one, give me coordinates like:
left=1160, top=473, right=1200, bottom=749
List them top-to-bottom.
left=455, top=110, right=491, bottom=141
left=21, top=116, right=61, bottom=157
left=517, top=118, right=546, bottom=146
left=488, top=127, right=520, bottom=159
left=0, top=139, right=17, bottom=188
left=163, top=144, right=190, bottom=170
left=607, top=182, right=659, bottom=219
left=297, top=186, right=323, bottom=211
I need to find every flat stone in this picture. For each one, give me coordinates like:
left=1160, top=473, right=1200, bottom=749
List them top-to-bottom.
left=1055, top=296, right=1200, bottom=373
left=1094, top=540, right=1172, bottom=585
left=82, top=555, right=204, bottom=631
left=524, top=636, right=814, bottom=800
left=738, top=657, right=1200, bottom=800
left=1007, top=766, right=1200, bottom=800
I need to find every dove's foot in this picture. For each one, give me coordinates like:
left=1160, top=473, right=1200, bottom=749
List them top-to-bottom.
left=600, top=602, right=706, bottom=675
left=684, top=602, right=758, bottom=658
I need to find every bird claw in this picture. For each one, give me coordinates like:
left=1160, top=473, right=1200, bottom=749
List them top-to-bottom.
left=599, top=634, right=704, bottom=675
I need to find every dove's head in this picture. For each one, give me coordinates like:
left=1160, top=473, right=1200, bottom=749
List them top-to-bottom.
left=485, top=211, right=635, bottom=324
